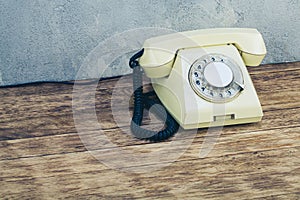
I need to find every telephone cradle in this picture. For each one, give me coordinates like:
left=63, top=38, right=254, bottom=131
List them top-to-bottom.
left=129, top=28, right=267, bottom=142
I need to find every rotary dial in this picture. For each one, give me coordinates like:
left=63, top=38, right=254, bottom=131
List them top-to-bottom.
left=189, top=54, right=244, bottom=103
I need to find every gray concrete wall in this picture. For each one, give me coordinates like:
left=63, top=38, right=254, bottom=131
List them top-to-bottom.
left=0, top=0, right=299, bottom=86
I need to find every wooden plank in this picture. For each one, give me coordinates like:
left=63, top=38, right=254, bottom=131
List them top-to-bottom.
left=249, top=62, right=300, bottom=74
left=251, top=68, right=300, bottom=94
left=1, top=84, right=298, bottom=134
left=1, top=89, right=298, bottom=140
left=0, top=107, right=299, bottom=161
left=5, top=125, right=299, bottom=170
left=0, top=146, right=299, bottom=199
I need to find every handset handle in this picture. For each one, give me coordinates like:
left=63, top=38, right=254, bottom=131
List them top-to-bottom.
left=139, top=28, right=267, bottom=78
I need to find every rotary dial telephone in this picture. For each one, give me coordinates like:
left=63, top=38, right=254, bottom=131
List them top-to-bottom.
left=129, top=28, right=267, bottom=141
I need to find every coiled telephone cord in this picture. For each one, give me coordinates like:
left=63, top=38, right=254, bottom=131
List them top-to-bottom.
left=129, top=49, right=179, bottom=142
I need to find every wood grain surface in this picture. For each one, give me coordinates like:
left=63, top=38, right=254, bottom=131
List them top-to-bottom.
left=0, top=62, right=299, bottom=199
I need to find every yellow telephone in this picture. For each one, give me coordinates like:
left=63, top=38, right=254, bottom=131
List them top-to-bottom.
left=129, top=28, right=267, bottom=141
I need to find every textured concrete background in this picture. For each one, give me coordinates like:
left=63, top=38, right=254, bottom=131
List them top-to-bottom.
left=0, top=0, right=299, bottom=86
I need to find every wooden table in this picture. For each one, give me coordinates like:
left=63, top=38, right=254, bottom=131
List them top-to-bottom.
left=0, top=62, right=299, bottom=199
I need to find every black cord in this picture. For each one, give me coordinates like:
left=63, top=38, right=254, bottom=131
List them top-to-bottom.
left=130, top=49, right=179, bottom=142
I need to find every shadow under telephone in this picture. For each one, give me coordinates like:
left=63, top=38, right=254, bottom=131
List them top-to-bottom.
left=129, top=28, right=267, bottom=142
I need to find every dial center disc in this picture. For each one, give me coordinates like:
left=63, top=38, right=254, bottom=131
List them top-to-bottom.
left=203, top=62, right=233, bottom=88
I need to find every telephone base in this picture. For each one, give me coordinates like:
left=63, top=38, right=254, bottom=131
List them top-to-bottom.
left=151, top=44, right=264, bottom=131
